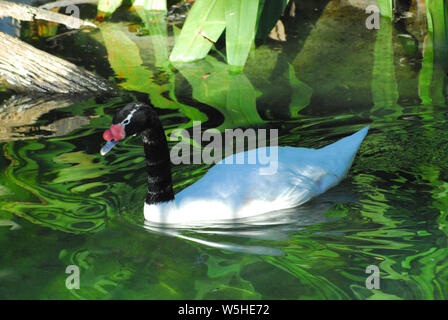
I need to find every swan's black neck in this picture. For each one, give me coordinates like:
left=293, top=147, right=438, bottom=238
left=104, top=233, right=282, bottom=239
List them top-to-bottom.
left=141, top=108, right=174, bottom=205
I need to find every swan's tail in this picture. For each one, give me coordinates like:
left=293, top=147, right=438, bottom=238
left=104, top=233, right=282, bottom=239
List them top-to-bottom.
left=319, top=126, right=369, bottom=180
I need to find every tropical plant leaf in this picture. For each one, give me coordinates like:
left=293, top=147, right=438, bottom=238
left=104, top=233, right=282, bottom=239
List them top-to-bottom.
left=169, top=0, right=226, bottom=63
left=170, top=0, right=288, bottom=69
left=225, top=0, right=260, bottom=72
left=377, top=0, right=393, bottom=18
left=426, top=0, right=448, bottom=64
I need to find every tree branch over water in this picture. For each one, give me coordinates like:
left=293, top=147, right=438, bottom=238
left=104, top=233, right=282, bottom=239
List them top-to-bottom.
left=0, top=0, right=96, bottom=29
left=0, top=31, right=115, bottom=94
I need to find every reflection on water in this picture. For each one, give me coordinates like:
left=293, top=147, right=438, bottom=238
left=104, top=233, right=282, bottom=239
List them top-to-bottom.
left=0, top=2, right=448, bottom=299
left=0, top=94, right=92, bottom=142
left=141, top=185, right=356, bottom=257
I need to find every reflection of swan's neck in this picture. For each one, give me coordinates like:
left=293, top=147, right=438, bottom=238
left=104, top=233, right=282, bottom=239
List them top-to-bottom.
left=142, top=111, right=174, bottom=205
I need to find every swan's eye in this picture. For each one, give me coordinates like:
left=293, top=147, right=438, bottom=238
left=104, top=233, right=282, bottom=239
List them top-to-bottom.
left=103, top=124, right=125, bottom=141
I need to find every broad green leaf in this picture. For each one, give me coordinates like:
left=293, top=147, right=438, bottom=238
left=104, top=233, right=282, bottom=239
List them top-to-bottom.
left=169, top=0, right=226, bottom=63
left=225, top=0, right=260, bottom=71
left=377, top=0, right=393, bottom=18
left=426, top=0, right=448, bottom=64
left=426, top=0, right=447, bottom=37
left=425, top=1, right=447, bottom=105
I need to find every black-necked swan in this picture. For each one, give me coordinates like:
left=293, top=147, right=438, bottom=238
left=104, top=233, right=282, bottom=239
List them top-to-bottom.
left=100, top=102, right=369, bottom=225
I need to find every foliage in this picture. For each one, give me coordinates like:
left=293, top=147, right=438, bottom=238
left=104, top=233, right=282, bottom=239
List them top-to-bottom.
left=3, top=0, right=448, bottom=300
left=97, top=0, right=167, bottom=18
left=169, top=0, right=226, bottom=64
left=170, top=0, right=290, bottom=71
left=224, top=0, right=260, bottom=72
left=377, top=0, right=393, bottom=18
left=426, top=0, right=448, bottom=68
left=371, top=17, right=401, bottom=123
left=98, top=22, right=207, bottom=149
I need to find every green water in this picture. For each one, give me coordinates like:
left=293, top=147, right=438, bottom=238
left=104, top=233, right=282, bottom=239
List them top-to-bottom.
left=0, top=3, right=448, bottom=299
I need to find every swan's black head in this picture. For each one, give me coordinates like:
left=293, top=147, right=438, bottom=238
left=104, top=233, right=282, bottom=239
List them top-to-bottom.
left=100, top=102, right=153, bottom=155
left=100, top=102, right=174, bottom=204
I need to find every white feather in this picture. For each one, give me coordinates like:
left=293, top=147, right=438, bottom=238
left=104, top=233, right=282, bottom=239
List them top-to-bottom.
left=144, top=126, right=369, bottom=224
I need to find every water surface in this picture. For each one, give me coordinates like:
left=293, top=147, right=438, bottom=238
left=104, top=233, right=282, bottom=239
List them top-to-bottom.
left=0, top=2, right=447, bottom=299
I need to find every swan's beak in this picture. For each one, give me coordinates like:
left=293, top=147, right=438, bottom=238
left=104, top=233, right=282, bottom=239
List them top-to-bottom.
left=100, top=140, right=118, bottom=156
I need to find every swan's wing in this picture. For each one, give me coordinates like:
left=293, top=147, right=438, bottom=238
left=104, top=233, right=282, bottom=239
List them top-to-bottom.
left=174, top=126, right=369, bottom=220
left=175, top=147, right=334, bottom=217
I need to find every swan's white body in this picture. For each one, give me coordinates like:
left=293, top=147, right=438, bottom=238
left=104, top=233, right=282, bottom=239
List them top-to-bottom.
left=144, top=127, right=369, bottom=224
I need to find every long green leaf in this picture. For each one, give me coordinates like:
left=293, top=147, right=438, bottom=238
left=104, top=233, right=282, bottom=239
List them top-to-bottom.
left=169, top=0, right=226, bottom=63
left=225, top=0, right=260, bottom=71
left=377, top=0, right=393, bottom=18
left=425, top=0, right=447, bottom=105
left=426, top=0, right=448, bottom=60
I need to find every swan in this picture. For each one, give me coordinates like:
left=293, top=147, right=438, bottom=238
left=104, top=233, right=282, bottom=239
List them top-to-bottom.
left=100, top=102, right=369, bottom=225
